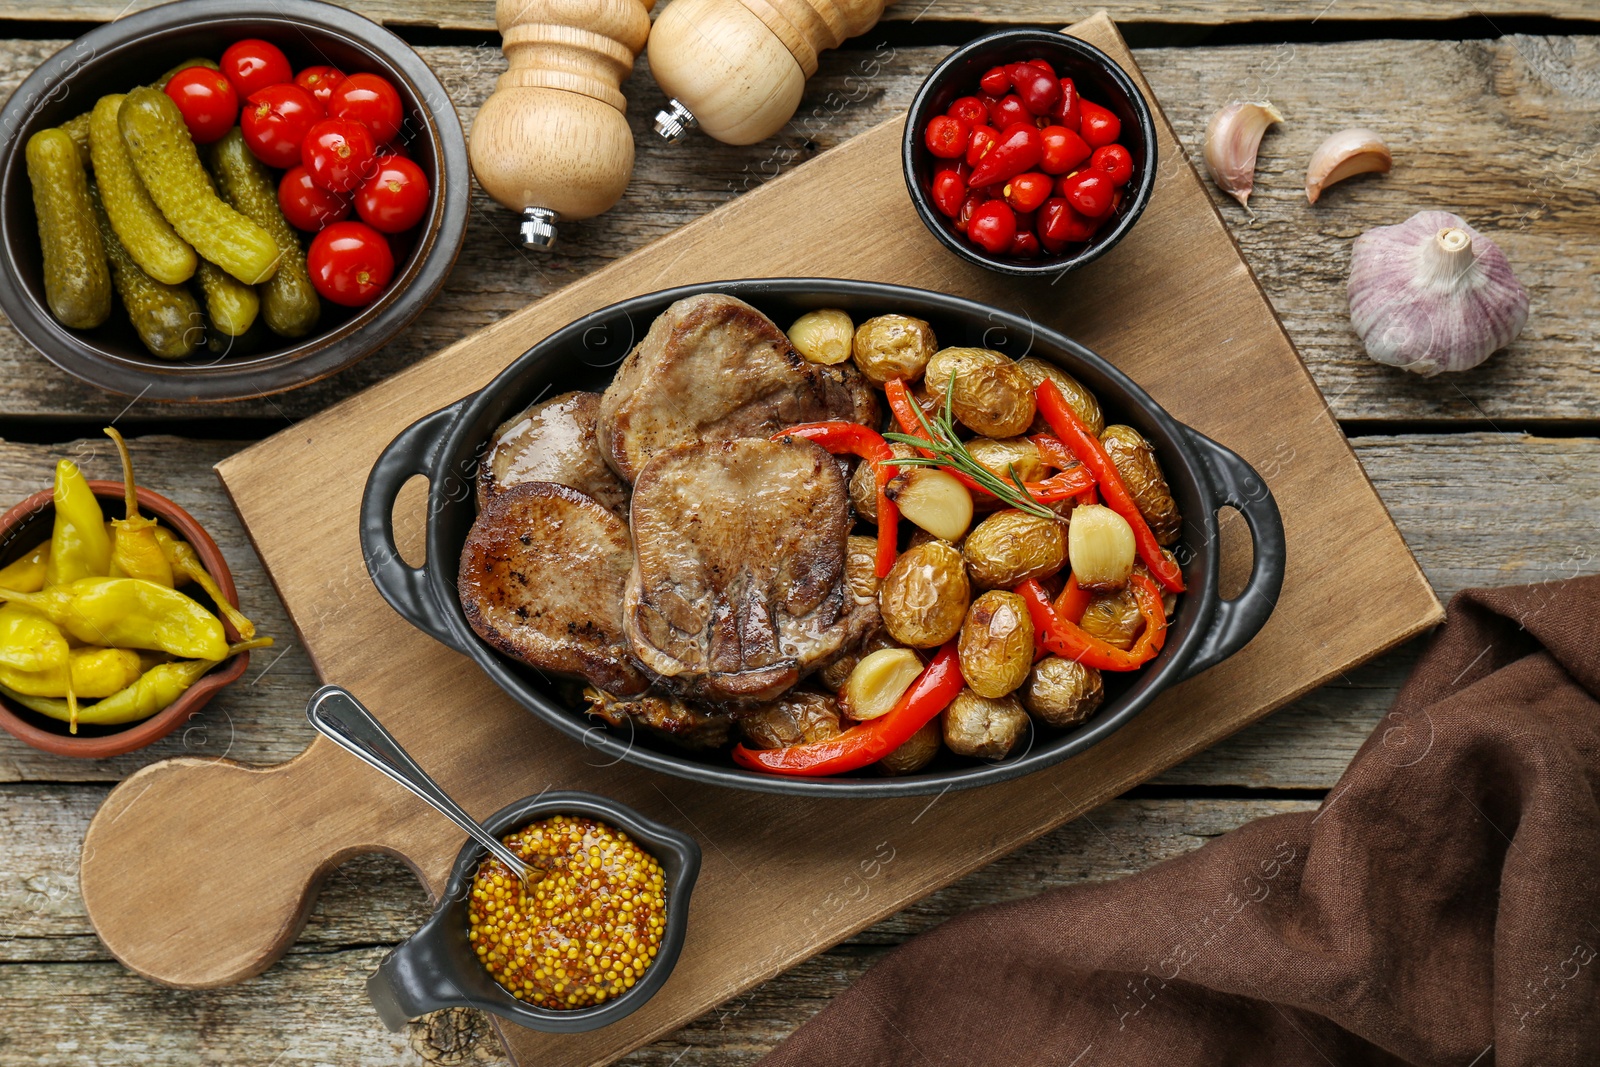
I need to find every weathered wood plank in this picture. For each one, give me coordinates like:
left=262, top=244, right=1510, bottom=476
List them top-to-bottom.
left=8, top=1, right=1599, bottom=30
left=0, top=37, right=1592, bottom=421
left=0, top=431, right=1589, bottom=791
left=0, top=793, right=1312, bottom=1066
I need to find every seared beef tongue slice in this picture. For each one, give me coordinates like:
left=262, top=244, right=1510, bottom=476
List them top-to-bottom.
left=597, top=293, right=879, bottom=483
left=476, top=390, right=630, bottom=517
left=625, top=437, right=865, bottom=704
left=458, top=481, right=648, bottom=696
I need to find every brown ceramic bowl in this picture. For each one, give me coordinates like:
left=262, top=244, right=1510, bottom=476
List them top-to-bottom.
left=0, top=0, right=470, bottom=402
left=0, top=481, right=250, bottom=758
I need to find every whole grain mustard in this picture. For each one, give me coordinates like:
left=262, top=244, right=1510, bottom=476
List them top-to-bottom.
left=467, top=815, right=666, bottom=1009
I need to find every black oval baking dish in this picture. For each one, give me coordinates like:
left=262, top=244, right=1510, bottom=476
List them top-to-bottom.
left=0, top=0, right=469, bottom=402
left=361, top=279, right=1286, bottom=798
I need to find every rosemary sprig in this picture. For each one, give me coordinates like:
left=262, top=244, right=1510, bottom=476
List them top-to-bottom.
left=883, top=375, right=1060, bottom=522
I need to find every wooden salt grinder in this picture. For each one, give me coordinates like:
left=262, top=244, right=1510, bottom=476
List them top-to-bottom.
left=468, top=0, right=655, bottom=250
left=648, top=0, right=898, bottom=146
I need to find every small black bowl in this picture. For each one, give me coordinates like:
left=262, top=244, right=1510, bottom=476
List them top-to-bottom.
left=0, top=0, right=470, bottom=401
left=902, top=29, right=1158, bottom=277
left=366, top=791, right=701, bottom=1034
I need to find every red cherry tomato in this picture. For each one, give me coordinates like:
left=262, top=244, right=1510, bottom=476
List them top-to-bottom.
left=220, top=39, right=293, bottom=99
left=293, top=65, right=345, bottom=113
left=978, top=66, right=1011, bottom=96
left=162, top=67, right=239, bottom=144
left=1012, top=68, right=1061, bottom=116
left=327, top=72, right=405, bottom=144
left=1050, top=78, right=1081, bottom=130
left=240, top=83, right=320, bottom=169
left=989, top=94, right=1029, bottom=130
left=947, top=95, right=988, bottom=127
left=1079, top=99, right=1122, bottom=148
left=924, top=114, right=969, bottom=159
left=302, top=118, right=377, bottom=193
left=967, top=122, right=1043, bottom=188
left=965, top=124, right=998, bottom=168
left=1039, top=125, right=1092, bottom=175
left=1091, top=143, right=1134, bottom=187
left=356, top=154, right=429, bottom=233
left=278, top=165, right=351, bottom=231
left=930, top=168, right=968, bottom=218
left=1059, top=170, right=1115, bottom=218
left=1002, top=171, right=1052, bottom=214
left=953, top=191, right=984, bottom=233
left=1039, top=197, right=1099, bottom=252
left=967, top=199, right=1017, bottom=254
left=307, top=220, right=394, bottom=306
left=1009, top=229, right=1041, bottom=258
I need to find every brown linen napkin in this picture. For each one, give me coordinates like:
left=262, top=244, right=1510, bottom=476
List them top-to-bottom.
left=760, top=578, right=1600, bottom=1067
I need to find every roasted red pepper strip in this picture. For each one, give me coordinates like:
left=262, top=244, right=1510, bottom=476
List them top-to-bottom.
left=884, top=380, right=1093, bottom=502
left=1032, top=381, right=1186, bottom=593
left=775, top=421, right=899, bottom=578
left=1054, top=572, right=1092, bottom=624
left=1016, top=575, right=1167, bottom=671
left=731, top=643, right=963, bottom=776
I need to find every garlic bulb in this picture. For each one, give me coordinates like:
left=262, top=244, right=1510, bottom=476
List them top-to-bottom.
left=1203, top=101, right=1283, bottom=210
left=1306, top=128, right=1392, bottom=203
left=1348, top=211, right=1529, bottom=376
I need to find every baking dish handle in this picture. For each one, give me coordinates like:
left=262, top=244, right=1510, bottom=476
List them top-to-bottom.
left=360, top=400, right=473, bottom=656
left=1179, top=428, right=1286, bottom=681
left=367, top=927, right=464, bottom=1031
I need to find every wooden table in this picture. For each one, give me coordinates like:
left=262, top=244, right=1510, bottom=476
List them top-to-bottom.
left=0, top=4, right=1594, bottom=1063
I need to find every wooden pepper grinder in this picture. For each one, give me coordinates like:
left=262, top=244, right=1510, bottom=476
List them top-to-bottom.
left=469, top=0, right=655, bottom=250
left=648, top=0, right=899, bottom=146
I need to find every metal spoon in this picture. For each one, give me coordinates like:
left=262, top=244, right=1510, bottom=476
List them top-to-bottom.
left=306, top=684, right=546, bottom=892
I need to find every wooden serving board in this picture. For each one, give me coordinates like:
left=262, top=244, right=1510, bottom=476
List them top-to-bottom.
left=79, top=14, right=1442, bottom=1067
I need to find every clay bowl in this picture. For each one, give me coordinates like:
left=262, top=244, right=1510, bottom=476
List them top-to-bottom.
left=0, top=481, right=250, bottom=758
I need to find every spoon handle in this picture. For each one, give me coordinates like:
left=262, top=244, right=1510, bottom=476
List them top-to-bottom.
left=306, top=685, right=532, bottom=878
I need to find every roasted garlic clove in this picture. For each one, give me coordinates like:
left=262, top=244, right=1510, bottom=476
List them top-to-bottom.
left=1202, top=101, right=1283, bottom=211
left=1306, top=127, right=1393, bottom=204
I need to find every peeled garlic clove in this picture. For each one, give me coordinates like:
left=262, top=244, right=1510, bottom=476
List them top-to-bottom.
left=1202, top=101, right=1283, bottom=210
left=1306, top=127, right=1393, bottom=204
left=1348, top=211, right=1530, bottom=376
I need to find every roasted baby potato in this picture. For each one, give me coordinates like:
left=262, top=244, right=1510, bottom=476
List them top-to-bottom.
left=787, top=308, right=854, bottom=365
left=853, top=314, right=937, bottom=384
left=924, top=347, right=1035, bottom=438
left=1016, top=357, right=1105, bottom=436
left=1101, top=424, right=1182, bottom=546
left=965, top=436, right=1047, bottom=485
left=849, top=442, right=917, bottom=521
left=962, top=509, right=1066, bottom=588
left=845, top=534, right=882, bottom=601
left=879, top=541, right=970, bottom=648
left=1079, top=587, right=1145, bottom=650
left=958, top=590, right=1035, bottom=698
left=1022, top=656, right=1105, bottom=727
left=740, top=689, right=845, bottom=749
left=943, top=689, right=1030, bottom=759
left=878, top=717, right=941, bottom=775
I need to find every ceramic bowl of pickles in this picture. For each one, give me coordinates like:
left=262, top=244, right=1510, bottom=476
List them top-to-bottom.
left=0, top=0, right=469, bottom=402
left=0, top=431, right=269, bottom=758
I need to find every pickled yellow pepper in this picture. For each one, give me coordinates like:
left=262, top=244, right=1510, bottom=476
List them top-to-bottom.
left=104, top=427, right=173, bottom=586
left=43, top=460, right=110, bottom=586
left=150, top=528, right=255, bottom=640
left=0, top=543, right=50, bottom=593
left=0, top=577, right=226, bottom=660
left=0, top=603, right=68, bottom=672
left=0, top=645, right=142, bottom=698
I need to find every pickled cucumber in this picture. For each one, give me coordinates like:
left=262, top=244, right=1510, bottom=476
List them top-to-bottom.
left=153, top=57, right=221, bottom=91
left=117, top=87, right=281, bottom=286
left=90, top=94, right=196, bottom=285
left=59, top=111, right=92, bottom=169
left=25, top=128, right=110, bottom=329
left=207, top=130, right=320, bottom=338
left=89, top=187, right=202, bottom=360
left=195, top=259, right=258, bottom=337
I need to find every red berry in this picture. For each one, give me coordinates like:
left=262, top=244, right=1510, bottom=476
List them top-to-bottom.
left=978, top=65, right=1011, bottom=96
left=1013, top=68, right=1061, bottom=116
left=1050, top=78, right=1081, bottom=130
left=947, top=95, right=988, bottom=127
left=990, top=95, right=1029, bottom=130
left=1079, top=99, right=1122, bottom=148
left=924, top=114, right=969, bottom=159
left=1039, top=125, right=1092, bottom=175
left=1091, top=143, right=1134, bottom=186
left=930, top=168, right=968, bottom=217
left=1059, top=170, right=1116, bottom=218
left=1002, top=171, right=1052, bottom=214
left=967, top=199, right=1017, bottom=254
